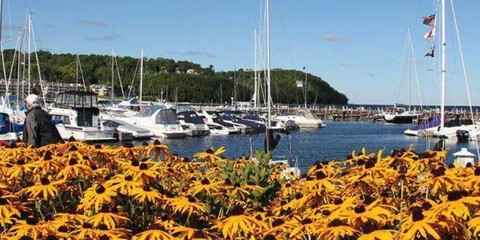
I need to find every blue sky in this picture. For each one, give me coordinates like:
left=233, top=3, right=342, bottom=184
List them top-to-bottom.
left=3, top=0, right=480, bottom=105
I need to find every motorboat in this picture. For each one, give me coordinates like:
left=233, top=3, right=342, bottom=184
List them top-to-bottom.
left=49, top=91, right=116, bottom=142
left=118, top=105, right=187, bottom=138
left=273, top=110, right=325, bottom=129
left=176, top=111, right=210, bottom=137
left=199, top=111, right=239, bottom=135
left=220, top=111, right=265, bottom=134
left=0, top=112, right=21, bottom=142
left=102, top=119, right=154, bottom=140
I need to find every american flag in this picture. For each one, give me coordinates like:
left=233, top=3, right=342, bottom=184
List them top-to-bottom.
left=423, top=14, right=436, bottom=26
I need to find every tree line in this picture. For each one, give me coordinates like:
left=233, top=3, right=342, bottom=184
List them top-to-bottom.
left=2, top=50, right=348, bottom=105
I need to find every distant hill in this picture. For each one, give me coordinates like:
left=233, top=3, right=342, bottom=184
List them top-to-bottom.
left=2, top=50, right=348, bottom=104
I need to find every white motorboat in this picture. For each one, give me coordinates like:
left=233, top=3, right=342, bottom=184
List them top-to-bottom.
left=50, top=91, right=116, bottom=142
left=118, top=105, right=187, bottom=138
left=273, top=110, right=325, bottom=129
left=176, top=111, right=210, bottom=137
left=199, top=111, right=239, bottom=135
left=102, top=119, right=154, bottom=140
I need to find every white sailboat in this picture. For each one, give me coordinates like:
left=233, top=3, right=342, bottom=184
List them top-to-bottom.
left=417, top=0, right=479, bottom=139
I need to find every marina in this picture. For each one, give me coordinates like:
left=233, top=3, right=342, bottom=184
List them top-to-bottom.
left=2, top=0, right=480, bottom=239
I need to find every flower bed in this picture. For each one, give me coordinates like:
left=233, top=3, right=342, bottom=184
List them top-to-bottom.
left=0, top=141, right=480, bottom=239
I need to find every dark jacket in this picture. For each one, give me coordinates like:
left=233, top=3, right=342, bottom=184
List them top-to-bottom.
left=22, top=106, right=62, bottom=147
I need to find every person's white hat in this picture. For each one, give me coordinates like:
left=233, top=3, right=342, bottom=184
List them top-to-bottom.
left=25, top=94, right=40, bottom=105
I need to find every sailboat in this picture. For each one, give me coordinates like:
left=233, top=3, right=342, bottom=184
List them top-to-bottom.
left=260, top=0, right=300, bottom=178
left=416, top=0, right=479, bottom=139
left=384, top=29, right=422, bottom=124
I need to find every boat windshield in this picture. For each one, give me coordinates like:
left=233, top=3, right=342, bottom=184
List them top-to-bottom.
left=55, top=92, right=98, bottom=108
left=137, top=105, right=165, bottom=117
left=156, top=109, right=180, bottom=125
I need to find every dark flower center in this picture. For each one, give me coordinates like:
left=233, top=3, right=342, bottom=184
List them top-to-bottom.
left=153, top=139, right=161, bottom=145
left=123, top=142, right=134, bottom=148
left=142, top=142, right=149, bottom=146
left=95, top=144, right=102, bottom=149
left=69, top=145, right=78, bottom=151
left=206, top=148, right=214, bottom=154
left=44, top=151, right=53, bottom=160
left=69, top=158, right=78, bottom=165
left=17, top=159, right=26, bottom=165
left=131, top=159, right=140, bottom=167
left=357, top=159, right=366, bottom=166
left=365, top=160, right=375, bottom=169
left=139, top=163, right=148, bottom=170
left=431, top=167, right=446, bottom=177
left=316, top=171, right=327, bottom=180
left=125, top=175, right=133, bottom=181
left=40, top=177, right=50, bottom=185
left=201, top=178, right=210, bottom=185
left=285, top=183, right=292, bottom=188
left=95, top=185, right=106, bottom=194
left=143, top=185, right=152, bottom=192
left=447, top=191, right=464, bottom=201
left=187, top=196, right=196, bottom=203
left=0, top=198, right=7, bottom=205
left=333, top=198, right=343, bottom=205
left=422, top=202, right=433, bottom=210
left=100, top=204, right=110, bottom=213
left=230, top=205, right=244, bottom=216
left=354, top=205, right=366, bottom=214
left=411, top=207, right=424, bottom=222
left=26, top=216, right=39, bottom=225
left=301, top=218, right=313, bottom=225
left=272, top=219, right=284, bottom=227
left=328, top=219, right=343, bottom=227
left=362, top=221, right=376, bottom=234
left=82, top=222, right=93, bottom=228
left=98, top=224, right=109, bottom=230
left=58, top=226, right=68, bottom=232
left=99, top=235, right=110, bottom=240
left=19, top=237, right=34, bottom=240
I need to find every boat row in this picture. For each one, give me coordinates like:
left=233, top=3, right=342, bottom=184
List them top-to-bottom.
left=1, top=91, right=326, bottom=143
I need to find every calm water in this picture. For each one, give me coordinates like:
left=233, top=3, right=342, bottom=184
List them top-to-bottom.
left=132, top=121, right=479, bottom=172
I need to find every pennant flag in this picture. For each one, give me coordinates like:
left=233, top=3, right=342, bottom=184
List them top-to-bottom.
left=423, top=14, right=436, bottom=26
left=424, top=27, right=435, bottom=40
left=425, top=46, right=435, bottom=57
left=296, top=80, right=303, bottom=88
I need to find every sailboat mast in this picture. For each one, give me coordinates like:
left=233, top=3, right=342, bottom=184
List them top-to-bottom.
left=266, top=0, right=271, bottom=129
left=440, top=0, right=446, bottom=130
left=27, top=11, right=31, bottom=96
left=407, top=28, right=412, bottom=112
left=254, top=29, right=258, bottom=109
left=139, top=49, right=143, bottom=103
left=111, top=51, right=114, bottom=101
left=76, top=54, right=79, bottom=91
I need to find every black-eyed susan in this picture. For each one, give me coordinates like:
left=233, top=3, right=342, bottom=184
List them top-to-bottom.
left=195, top=147, right=226, bottom=164
left=57, top=158, right=94, bottom=180
left=105, top=174, right=142, bottom=196
left=20, top=177, right=64, bottom=200
left=188, top=178, right=224, bottom=196
left=80, top=184, right=117, bottom=212
left=132, top=185, right=163, bottom=204
left=431, top=190, right=480, bottom=221
left=168, top=195, right=208, bottom=217
left=0, top=197, right=21, bottom=227
left=86, top=205, right=130, bottom=229
left=214, top=205, right=266, bottom=239
left=401, top=207, right=441, bottom=240
left=5, top=216, right=53, bottom=240
left=317, top=219, right=359, bottom=240
left=131, top=224, right=175, bottom=240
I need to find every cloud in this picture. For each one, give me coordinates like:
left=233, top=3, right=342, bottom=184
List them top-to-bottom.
left=79, top=19, right=108, bottom=27
left=43, top=24, right=57, bottom=29
left=85, top=33, right=121, bottom=42
left=322, top=34, right=348, bottom=42
left=168, top=50, right=216, bottom=59
left=338, top=62, right=351, bottom=68
left=366, top=72, right=375, bottom=77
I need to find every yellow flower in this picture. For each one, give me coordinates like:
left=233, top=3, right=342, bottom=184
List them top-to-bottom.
left=195, top=147, right=225, bottom=164
left=57, top=158, right=94, bottom=180
left=106, top=174, right=142, bottom=196
left=20, top=177, right=64, bottom=200
left=188, top=178, right=224, bottom=196
left=80, top=184, right=117, bottom=212
left=132, top=185, right=163, bottom=204
left=167, top=196, right=208, bottom=217
left=0, top=197, right=21, bottom=227
left=86, top=205, right=130, bottom=229
left=215, top=205, right=266, bottom=239
left=401, top=207, right=441, bottom=240
left=5, top=216, right=54, bottom=239
left=317, top=219, right=359, bottom=240
left=131, top=224, right=175, bottom=240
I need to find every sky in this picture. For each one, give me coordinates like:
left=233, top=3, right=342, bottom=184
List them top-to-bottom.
left=2, top=0, right=480, bottom=106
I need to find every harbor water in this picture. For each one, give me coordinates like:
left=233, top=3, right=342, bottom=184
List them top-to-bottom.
left=130, top=121, right=480, bottom=172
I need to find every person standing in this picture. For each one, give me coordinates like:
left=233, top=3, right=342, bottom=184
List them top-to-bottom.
left=22, top=94, right=62, bottom=147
